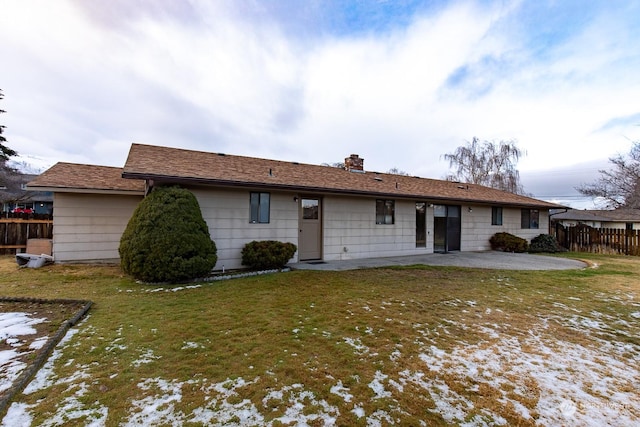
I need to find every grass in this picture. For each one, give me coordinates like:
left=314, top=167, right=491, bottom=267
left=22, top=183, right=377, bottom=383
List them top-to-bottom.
left=0, top=253, right=639, bottom=425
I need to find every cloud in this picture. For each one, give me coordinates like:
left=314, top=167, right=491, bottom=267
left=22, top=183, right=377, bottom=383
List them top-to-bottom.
left=1, top=0, right=639, bottom=209
left=597, top=113, right=640, bottom=133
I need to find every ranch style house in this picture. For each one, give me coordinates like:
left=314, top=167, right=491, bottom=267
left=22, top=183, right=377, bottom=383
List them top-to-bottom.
left=28, top=143, right=562, bottom=269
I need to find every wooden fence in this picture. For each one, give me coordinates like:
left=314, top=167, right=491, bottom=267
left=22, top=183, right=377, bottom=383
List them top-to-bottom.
left=0, top=218, right=53, bottom=255
left=552, top=223, right=640, bottom=256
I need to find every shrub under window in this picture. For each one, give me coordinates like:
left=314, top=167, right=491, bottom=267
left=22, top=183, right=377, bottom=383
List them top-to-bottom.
left=489, top=232, right=529, bottom=253
left=529, top=234, right=565, bottom=253
left=241, top=240, right=297, bottom=270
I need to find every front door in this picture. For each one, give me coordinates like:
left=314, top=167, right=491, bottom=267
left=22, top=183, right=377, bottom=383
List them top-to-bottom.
left=299, top=197, right=322, bottom=260
left=433, top=204, right=461, bottom=252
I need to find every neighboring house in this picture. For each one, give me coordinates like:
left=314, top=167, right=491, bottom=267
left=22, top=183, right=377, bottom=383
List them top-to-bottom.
left=28, top=143, right=562, bottom=267
left=1, top=173, right=54, bottom=215
left=551, top=209, right=640, bottom=230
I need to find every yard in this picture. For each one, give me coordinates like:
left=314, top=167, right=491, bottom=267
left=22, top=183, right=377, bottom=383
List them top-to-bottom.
left=0, top=254, right=638, bottom=426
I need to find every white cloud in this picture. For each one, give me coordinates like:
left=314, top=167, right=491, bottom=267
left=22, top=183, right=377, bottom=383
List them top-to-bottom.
left=1, top=0, right=639, bottom=207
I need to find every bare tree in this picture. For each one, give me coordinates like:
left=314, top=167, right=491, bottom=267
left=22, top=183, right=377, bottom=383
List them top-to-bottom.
left=443, top=137, right=526, bottom=194
left=577, top=142, right=640, bottom=209
left=322, top=162, right=345, bottom=169
left=387, top=167, right=410, bottom=176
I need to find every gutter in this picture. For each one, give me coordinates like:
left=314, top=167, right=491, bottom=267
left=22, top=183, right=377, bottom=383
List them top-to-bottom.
left=123, top=172, right=560, bottom=209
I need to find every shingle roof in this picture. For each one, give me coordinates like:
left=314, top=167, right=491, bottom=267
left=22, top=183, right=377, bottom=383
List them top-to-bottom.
left=122, top=143, right=561, bottom=208
left=27, top=162, right=145, bottom=194
left=552, top=209, right=640, bottom=222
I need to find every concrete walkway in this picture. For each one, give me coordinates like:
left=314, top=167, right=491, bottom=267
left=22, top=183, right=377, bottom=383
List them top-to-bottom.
left=290, top=251, right=587, bottom=271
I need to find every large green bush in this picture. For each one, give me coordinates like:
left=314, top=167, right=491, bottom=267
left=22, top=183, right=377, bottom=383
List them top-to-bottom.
left=119, top=186, right=217, bottom=283
left=489, top=232, right=529, bottom=253
left=529, top=234, right=565, bottom=253
left=241, top=240, right=297, bottom=270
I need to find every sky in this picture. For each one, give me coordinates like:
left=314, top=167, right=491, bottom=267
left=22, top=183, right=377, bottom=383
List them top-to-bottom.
left=1, top=0, right=640, bottom=209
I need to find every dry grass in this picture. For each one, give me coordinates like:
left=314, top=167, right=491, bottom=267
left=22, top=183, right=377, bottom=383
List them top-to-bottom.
left=0, top=253, right=638, bottom=425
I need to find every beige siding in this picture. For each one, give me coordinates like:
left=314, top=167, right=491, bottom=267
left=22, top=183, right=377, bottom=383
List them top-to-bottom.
left=52, top=188, right=552, bottom=267
left=192, top=188, right=298, bottom=270
left=53, top=193, right=142, bottom=262
left=323, top=196, right=431, bottom=261
left=325, top=200, right=550, bottom=258
left=461, top=205, right=550, bottom=251
left=556, top=219, right=603, bottom=228
left=556, top=220, right=639, bottom=229
left=601, top=221, right=635, bottom=230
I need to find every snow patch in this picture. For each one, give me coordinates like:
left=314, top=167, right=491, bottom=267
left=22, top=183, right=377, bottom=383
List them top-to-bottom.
left=0, top=312, right=48, bottom=394
left=343, top=337, right=369, bottom=355
left=368, top=371, right=391, bottom=399
left=330, top=380, right=353, bottom=402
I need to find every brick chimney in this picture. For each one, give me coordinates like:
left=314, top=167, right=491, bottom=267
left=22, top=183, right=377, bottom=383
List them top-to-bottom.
left=344, top=154, right=364, bottom=172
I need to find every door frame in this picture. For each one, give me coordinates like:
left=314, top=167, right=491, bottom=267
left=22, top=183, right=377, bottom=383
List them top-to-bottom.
left=298, top=196, right=323, bottom=261
left=415, top=202, right=427, bottom=248
left=433, top=204, right=461, bottom=253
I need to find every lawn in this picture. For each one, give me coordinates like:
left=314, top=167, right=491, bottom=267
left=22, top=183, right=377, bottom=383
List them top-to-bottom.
left=0, top=253, right=638, bottom=426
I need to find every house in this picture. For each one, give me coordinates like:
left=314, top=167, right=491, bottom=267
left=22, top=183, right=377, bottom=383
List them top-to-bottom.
left=28, top=143, right=562, bottom=268
left=1, top=173, right=54, bottom=216
left=551, top=209, right=640, bottom=230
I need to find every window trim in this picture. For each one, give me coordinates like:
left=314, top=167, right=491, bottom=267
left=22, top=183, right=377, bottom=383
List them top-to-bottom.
left=250, top=192, right=270, bottom=224
left=376, top=199, right=395, bottom=225
left=491, top=206, right=503, bottom=226
left=521, top=208, right=539, bottom=229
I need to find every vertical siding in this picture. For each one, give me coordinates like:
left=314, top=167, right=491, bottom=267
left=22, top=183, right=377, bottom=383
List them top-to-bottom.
left=192, top=188, right=299, bottom=270
left=53, top=193, right=142, bottom=262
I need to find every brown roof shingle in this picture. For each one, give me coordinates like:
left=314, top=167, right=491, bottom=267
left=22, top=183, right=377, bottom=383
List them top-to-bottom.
left=122, top=143, right=561, bottom=208
left=27, top=162, right=145, bottom=194
left=553, top=209, right=640, bottom=222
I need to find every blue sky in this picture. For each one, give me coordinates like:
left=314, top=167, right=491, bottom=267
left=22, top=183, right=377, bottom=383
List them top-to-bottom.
left=1, top=0, right=639, bottom=208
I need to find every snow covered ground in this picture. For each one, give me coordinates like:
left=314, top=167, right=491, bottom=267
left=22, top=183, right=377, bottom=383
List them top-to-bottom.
left=1, top=299, right=639, bottom=425
left=0, top=312, right=48, bottom=395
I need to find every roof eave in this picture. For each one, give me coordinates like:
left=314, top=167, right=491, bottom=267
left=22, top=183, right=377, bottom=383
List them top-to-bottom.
left=123, top=172, right=560, bottom=209
left=26, top=185, right=145, bottom=196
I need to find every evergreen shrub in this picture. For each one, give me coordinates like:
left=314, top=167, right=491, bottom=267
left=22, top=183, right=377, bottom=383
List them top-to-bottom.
left=119, top=186, right=217, bottom=283
left=489, top=232, right=529, bottom=253
left=529, top=234, right=565, bottom=253
left=241, top=240, right=297, bottom=270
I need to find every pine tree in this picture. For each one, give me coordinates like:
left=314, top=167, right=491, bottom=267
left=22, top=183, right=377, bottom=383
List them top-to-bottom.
left=0, top=89, right=18, bottom=162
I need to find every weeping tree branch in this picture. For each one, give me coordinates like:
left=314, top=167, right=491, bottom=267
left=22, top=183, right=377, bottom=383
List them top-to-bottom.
left=443, top=137, right=527, bottom=194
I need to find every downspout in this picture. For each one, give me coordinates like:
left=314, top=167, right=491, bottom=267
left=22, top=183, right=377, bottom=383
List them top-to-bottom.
left=145, top=179, right=154, bottom=196
left=548, top=208, right=569, bottom=246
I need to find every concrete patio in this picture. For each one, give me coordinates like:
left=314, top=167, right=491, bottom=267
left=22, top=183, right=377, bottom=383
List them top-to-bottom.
left=291, top=251, right=587, bottom=271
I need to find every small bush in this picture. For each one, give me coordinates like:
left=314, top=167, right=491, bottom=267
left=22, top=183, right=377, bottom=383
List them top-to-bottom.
left=119, top=186, right=217, bottom=283
left=489, top=232, right=529, bottom=253
left=529, top=234, right=565, bottom=253
left=241, top=240, right=297, bottom=270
